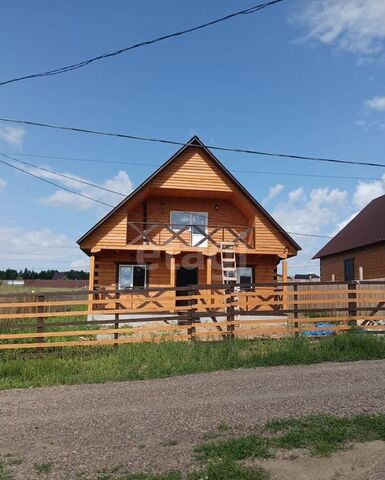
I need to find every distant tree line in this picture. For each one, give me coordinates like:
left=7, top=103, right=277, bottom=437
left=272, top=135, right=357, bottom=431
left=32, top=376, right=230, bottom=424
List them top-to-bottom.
left=0, top=269, right=89, bottom=280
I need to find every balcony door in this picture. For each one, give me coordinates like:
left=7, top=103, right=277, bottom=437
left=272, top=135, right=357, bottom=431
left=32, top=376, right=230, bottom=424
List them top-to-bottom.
left=171, top=211, right=208, bottom=247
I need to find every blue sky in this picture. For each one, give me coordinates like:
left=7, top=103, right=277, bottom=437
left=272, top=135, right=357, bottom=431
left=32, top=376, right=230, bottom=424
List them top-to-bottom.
left=1, top=0, right=385, bottom=274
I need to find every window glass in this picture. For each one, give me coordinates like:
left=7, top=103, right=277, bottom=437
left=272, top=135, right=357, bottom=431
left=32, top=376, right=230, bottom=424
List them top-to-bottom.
left=171, top=211, right=190, bottom=231
left=191, top=213, right=208, bottom=234
left=119, top=265, right=146, bottom=289
left=119, top=265, right=133, bottom=289
left=133, top=266, right=146, bottom=287
left=237, top=267, right=253, bottom=285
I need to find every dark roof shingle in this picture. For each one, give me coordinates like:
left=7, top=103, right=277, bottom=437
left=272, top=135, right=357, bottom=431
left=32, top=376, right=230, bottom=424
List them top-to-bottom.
left=313, top=194, right=385, bottom=259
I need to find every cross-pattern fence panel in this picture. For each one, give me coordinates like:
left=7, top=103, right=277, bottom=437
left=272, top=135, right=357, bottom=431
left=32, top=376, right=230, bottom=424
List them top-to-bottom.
left=0, top=281, right=384, bottom=352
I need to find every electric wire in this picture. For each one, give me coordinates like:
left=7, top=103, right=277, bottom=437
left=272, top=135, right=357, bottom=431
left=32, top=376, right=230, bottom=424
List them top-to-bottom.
left=0, top=0, right=284, bottom=87
left=1, top=116, right=384, bottom=169
left=2, top=151, right=384, bottom=182
left=0, top=153, right=126, bottom=197
left=0, top=154, right=114, bottom=207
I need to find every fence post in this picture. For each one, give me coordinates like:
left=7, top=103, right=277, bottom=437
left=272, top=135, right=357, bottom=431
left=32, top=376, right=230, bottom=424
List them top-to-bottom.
left=282, top=260, right=288, bottom=312
left=348, top=282, right=357, bottom=327
left=226, top=284, right=235, bottom=340
left=293, top=284, right=298, bottom=337
left=187, top=288, right=196, bottom=341
left=114, top=291, right=120, bottom=347
left=36, top=294, right=45, bottom=355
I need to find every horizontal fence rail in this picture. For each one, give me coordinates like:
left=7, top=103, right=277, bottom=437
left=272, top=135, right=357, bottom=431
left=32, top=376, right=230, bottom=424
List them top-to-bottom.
left=0, top=281, right=385, bottom=352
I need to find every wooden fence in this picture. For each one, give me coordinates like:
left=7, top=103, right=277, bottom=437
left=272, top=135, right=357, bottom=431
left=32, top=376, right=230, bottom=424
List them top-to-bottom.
left=0, top=281, right=385, bottom=352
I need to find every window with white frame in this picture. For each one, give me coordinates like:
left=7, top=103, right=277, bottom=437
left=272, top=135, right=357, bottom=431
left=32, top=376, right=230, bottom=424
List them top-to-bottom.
left=170, top=211, right=208, bottom=232
left=118, top=265, right=147, bottom=289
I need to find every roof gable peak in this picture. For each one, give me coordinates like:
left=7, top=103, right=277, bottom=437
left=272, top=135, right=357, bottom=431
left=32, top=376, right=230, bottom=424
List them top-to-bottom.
left=77, top=136, right=301, bottom=251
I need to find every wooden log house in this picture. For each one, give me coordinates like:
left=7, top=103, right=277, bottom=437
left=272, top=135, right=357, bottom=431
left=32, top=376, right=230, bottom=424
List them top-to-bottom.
left=77, top=137, right=300, bottom=299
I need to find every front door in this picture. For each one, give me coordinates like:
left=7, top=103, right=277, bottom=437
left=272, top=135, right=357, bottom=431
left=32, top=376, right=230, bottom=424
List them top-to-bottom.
left=344, top=258, right=355, bottom=282
left=176, top=267, right=198, bottom=307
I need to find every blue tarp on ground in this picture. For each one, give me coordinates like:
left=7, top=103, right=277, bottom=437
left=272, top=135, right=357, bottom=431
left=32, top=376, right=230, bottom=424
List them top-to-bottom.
left=302, top=322, right=336, bottom=337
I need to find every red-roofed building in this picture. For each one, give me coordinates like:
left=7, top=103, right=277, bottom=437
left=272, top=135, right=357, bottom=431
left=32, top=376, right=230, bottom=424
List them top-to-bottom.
left=313, top=194, right=385, bottom=281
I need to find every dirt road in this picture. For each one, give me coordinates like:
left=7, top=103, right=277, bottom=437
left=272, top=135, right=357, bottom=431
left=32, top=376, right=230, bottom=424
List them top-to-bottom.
left=1, top=360, right=385, bottom=479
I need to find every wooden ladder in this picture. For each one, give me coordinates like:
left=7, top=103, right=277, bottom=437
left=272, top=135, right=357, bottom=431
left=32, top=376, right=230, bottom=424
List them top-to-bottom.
left=220, top=242, right=237, bottom=284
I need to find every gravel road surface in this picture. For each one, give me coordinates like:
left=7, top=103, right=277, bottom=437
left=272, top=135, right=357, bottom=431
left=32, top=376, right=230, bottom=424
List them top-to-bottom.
left=1, top=360, right=385, bottom=479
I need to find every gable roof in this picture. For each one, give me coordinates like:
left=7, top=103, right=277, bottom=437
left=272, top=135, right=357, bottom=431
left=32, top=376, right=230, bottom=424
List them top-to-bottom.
left=77, top=136, right=301, bottom=250
left=313, top=194, right=385, bottom=259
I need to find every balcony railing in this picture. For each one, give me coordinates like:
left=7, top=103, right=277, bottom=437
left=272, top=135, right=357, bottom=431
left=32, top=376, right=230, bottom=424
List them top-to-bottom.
left=126, top=222, right=255, bottom=249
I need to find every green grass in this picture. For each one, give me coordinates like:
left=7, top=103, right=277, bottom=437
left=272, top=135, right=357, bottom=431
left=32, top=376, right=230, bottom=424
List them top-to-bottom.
left=0, top=286, right=69, bottom=294
left=0, top=332, right=385, bottom=390
left=84, top=413, right=385, bottom=480
left=196, top=414, right=385, bottom=461
left=267, top=414, right=385, bottom=456
left=2, top=415, right=385, bottom=480
left=196, top=435, right=272, bottom=462
left=188, top=460, right=269, bottom=480
left=94, top=461, right=268, bottom=480
left=0, top=462, right=12, bottom=480
left=34, top=463, right=52, bottom=474
left=121, top=474, right=182, bottom=480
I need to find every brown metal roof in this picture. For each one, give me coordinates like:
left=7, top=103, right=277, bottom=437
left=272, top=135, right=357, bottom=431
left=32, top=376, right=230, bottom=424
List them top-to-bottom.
left=77, top=136, right=301, bottom=251
left=313, top=194, right=385, bottom=259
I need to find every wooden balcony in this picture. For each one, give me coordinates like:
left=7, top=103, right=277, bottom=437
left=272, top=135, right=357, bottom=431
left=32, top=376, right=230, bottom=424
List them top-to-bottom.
left=126, top=222, right=255, bottom=250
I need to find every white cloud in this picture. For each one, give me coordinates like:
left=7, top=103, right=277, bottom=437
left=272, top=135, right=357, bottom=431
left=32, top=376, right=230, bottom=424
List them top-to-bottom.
left=295, top=0, right=385, bottom=56
left=366, top=96, right=385, bottom=111
left=0, top=126, right=26, bottom=149
left=36, top=169, right=133, bottom=211
left=352, top=173, right=385, bottom=209
left=0, top=177, right=6, bottom=191
left=262, top=183, right=284, bottom=205
left=271, top=186, right=348, bottom=272
left=273, top=186, right=348, bottom=236
left=288, top=186, right=305, bottom=203
left=310, top=187, right=348, bottom=205
left=0, top=226, right=87, bottom=270
left=69, top=258, right=90, bottom=269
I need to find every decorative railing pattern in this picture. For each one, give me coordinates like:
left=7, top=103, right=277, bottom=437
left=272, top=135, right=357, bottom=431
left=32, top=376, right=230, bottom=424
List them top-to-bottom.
left=126, top=222, right=255, bottom=248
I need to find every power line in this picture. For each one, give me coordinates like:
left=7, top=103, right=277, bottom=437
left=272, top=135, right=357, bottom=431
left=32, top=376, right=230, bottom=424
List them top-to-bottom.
left=0, top=0, right=284, bottom=87
left=1, top=116, right=384, bottom=169
left=1, top=151, right=153, bottom=166
left=3, top=151, right=384, bottom=182
left=1, top=152, right=384, bottom=245
left=0, top=153, right=126, bottom=197
left=1, top=154, right=383, bottom=245
left=0, top=155, right=114, bottom=208
left=1, top=155, right=380, bottom=244
left=231, top=169, right=383, bottom=182
left=287, top=232, right=333, bottom=239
